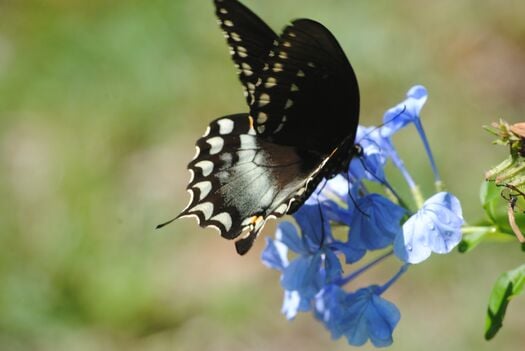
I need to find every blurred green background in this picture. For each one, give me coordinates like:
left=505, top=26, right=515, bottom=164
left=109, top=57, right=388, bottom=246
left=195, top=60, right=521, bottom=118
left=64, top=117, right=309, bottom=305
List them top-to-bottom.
left=1, top=0, right=525, bottom=350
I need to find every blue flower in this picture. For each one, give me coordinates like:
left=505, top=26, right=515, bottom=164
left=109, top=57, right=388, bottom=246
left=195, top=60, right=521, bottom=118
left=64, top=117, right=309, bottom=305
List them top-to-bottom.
left=261, top=85, right=463, bottom=346
left=380, top=85, right=442, bottom=183
left=381, top=85, right=428, bottom=138
left=351, top=122, right=419, bottom=192
left=350, top=126, right=390, bottom=183
left=307, top=174, right=351, bottom=204
left=305, top=175, right=355, bottom=224
left=394, top=192, right=464, bottom=263
left=338, top=194, right=405, bottom=263
left=262, top=204, right=343, bottom=319
left=262, top=234, right=312, bottom=319
left=261, top=236, right=288, bottom=271
left=315, top=284, right=400, bottom=347
left=281, top=290, right=306, bottom=320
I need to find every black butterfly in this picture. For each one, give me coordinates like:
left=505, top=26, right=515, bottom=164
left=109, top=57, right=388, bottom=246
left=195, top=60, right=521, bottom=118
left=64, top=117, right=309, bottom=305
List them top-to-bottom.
left=159, top=0, right=360, bottom=255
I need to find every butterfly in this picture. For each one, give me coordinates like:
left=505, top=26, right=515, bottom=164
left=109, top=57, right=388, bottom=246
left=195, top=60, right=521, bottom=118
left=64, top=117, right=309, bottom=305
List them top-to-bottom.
left=158, top=0, right=360, bottom=255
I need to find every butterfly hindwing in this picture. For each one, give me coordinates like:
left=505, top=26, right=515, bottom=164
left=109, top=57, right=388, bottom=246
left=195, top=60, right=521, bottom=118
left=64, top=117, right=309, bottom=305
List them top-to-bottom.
left=214, top=0, right=278, bottom=105
left=251, top=19, right=360, bottom=155
left=177, top=113, right=324, bottom=254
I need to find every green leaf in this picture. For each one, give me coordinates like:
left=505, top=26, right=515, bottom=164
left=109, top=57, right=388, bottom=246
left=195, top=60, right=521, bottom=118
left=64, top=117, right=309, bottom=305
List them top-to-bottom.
left=480, top=181, right=502, bottom=224
left=480, top=181, right=500, bottom=206
left=485, top=264, right=525, bottom=340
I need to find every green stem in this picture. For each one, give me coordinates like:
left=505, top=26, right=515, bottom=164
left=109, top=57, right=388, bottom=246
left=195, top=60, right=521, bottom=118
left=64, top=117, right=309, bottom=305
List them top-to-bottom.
left=411, top=184, right=425, bottom=209
left=461, top=225, right=497, bottom=234
left=461, top=225, right=515, bottom=243
left=336, top=250, right=394, bottom=286
left=378, top=264, right=409, bottom=295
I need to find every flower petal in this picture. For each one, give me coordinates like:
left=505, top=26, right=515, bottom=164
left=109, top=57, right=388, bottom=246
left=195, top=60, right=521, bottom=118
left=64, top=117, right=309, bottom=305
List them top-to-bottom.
left=381, top=85, right=428, bottom=137
left=351, top=126, right=389, bottom=182
left=350, top=152, right=386, bottom=183
left=306, top=174, right=351, bottom=204
left=304, top=175, right=355, bottom=225
left=394, top=192, right=464, bottom=263
left=348, top=194, right=405, bottom=250
left=322, top=199, right=354, bottom=225
left=293, top=204, right=332, bottom=251
left=394, top=212, right=433, bottom=263
left=277, top=221, right=306, bottom=255
left=261, top=237, right=288, bottom=271
left=330, top=240, right=366, bottom=264
left=324, top=250, right=343, bottom=283
left=281, top=253, right=322, bottom=294
left=315, top=285, right=400, bottom=347
left=282, top=289, right=316, bottom=320
left=282, top=290, right=300, bottom=320
left=365, top=294, right=401, bottom=347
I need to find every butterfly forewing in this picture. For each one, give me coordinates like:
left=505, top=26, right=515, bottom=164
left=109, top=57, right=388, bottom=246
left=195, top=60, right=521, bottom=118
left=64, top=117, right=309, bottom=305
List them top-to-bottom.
left=214, top=0, right=278, bottom=105
left=251, top=19, right=360, bottom=156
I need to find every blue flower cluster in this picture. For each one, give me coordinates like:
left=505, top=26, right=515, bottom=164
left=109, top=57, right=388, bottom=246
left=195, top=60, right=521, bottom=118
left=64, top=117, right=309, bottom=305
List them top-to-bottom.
left=262, top=85, right=464, bottom=347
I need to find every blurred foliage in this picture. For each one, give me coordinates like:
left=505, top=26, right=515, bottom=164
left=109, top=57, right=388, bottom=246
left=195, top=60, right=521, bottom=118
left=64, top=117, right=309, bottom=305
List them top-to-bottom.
left=1, top=0, right=525, bottom=350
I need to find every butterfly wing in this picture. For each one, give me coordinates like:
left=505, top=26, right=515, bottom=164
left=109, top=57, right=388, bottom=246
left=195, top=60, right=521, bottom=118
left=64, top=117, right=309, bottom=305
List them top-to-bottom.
left=214, top=0, right=278, bottom=105
left=165, top=5, right=361, bottom=255
left=251, top=19, right=360, bottom=156
left=174, top=114, right=324, bottom=254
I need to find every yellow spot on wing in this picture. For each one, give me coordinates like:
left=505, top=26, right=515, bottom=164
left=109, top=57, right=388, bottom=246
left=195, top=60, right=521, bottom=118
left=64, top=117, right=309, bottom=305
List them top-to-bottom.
left=248, top=215, right=264, bottom=226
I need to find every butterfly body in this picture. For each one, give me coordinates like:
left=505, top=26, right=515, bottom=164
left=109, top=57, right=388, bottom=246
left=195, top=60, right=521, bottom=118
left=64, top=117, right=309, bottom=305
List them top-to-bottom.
left=162, top=0, right=360, bottom=255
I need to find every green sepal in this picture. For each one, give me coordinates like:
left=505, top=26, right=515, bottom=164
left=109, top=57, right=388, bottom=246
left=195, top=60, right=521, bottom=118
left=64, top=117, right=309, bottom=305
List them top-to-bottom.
left=458, top=229, right=491, bottom=253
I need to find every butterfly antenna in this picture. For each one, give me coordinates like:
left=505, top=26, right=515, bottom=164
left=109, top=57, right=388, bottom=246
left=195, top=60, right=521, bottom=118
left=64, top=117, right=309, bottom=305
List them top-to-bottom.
left=351, top=105, right=410, bottom=208
left=355, top=105, right=407, bottom=143
left=356, top=156, right=407, bottom=207
left=345, top=170, right=369, bottom=218
left=317, top=198, right=327, bottom=248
